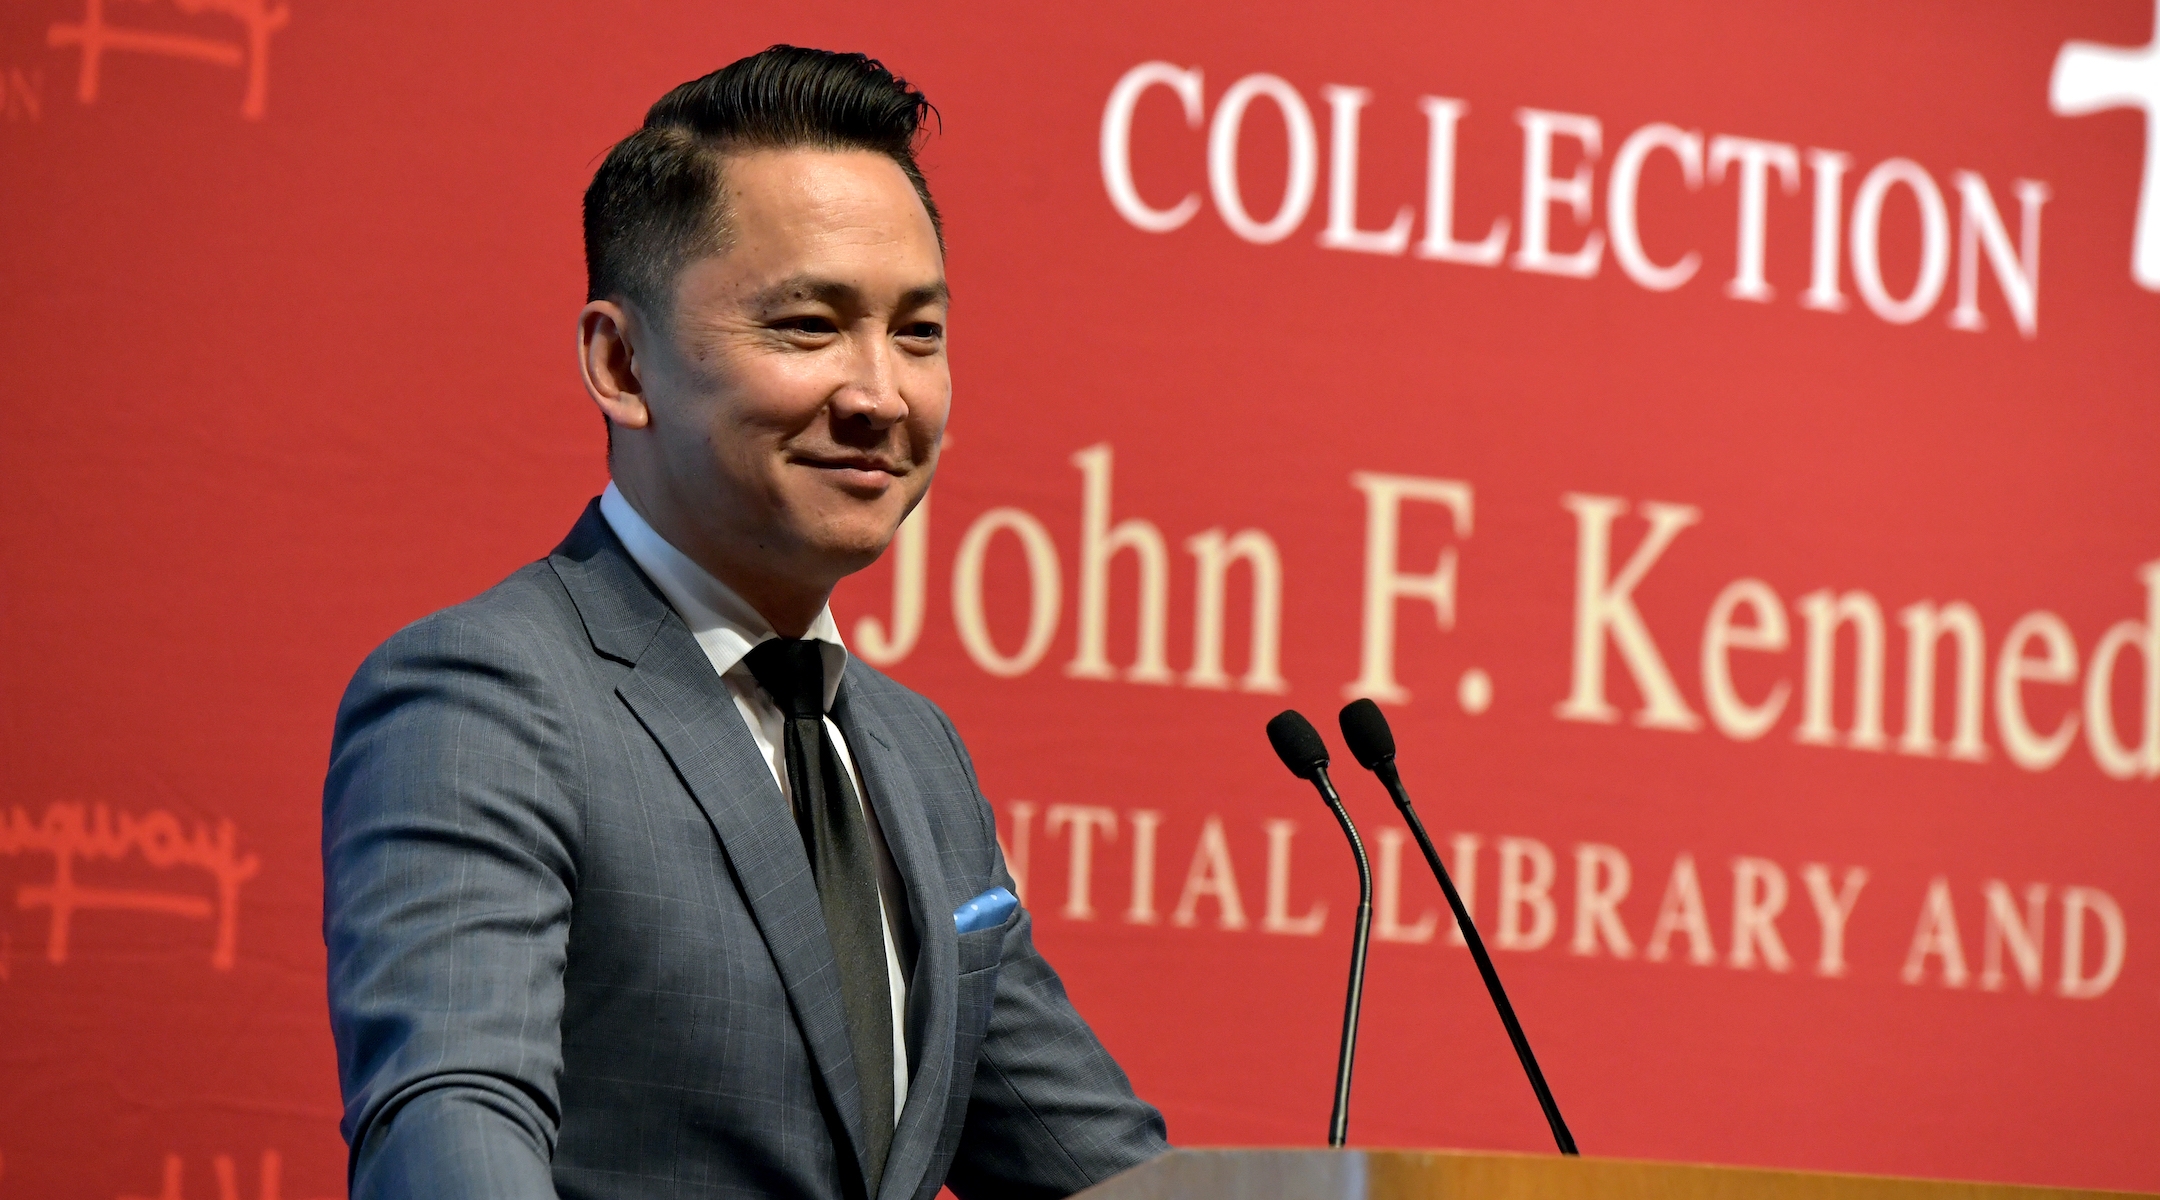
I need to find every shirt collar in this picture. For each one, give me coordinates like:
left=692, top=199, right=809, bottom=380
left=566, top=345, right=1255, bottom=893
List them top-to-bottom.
left=600, top=482, right=850, bottom=712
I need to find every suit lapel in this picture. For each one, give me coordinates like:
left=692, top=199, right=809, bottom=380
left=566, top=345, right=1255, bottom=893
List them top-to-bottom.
left=550, top=503, right=875, bottom=1194
left=833, top=679, right=959, bottom=1200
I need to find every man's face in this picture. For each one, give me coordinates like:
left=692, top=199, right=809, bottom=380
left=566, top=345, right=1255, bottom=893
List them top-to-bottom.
left=622, top=148, right=949, bottom=596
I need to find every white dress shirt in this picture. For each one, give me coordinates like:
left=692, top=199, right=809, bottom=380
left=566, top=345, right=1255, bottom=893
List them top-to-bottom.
left=600, top=483, right=915, bottom=1120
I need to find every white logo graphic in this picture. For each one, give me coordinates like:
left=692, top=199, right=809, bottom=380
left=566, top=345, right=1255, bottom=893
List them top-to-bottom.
left=2052, top=3, right=2160, bottom=290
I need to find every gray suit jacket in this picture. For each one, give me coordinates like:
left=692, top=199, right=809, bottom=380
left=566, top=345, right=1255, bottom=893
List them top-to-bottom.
left=323, top=502, right=1168, bottom=1200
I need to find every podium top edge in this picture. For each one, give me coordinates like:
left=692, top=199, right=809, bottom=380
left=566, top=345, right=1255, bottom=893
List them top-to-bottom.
left=1189, top=1146, right=2146, bottom=1191
left=1070, top=1147, right=2151, bottom=1200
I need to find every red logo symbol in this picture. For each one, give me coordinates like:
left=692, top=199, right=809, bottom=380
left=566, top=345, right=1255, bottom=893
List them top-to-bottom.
left=47, top=0, right=291, bottom=120
left=1, top=802, right=261, bottom=970
left=119, top=1151, right=333, bottom=1200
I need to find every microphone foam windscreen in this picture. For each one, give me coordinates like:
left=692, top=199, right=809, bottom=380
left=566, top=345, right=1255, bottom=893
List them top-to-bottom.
left=1338, top=698, right=1397, bottom=769
left=1266, top=710, right=1330, bottom=780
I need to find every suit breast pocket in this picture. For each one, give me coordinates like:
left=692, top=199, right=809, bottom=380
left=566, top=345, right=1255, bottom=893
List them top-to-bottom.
left=954, top=922, right=1006, bottom=977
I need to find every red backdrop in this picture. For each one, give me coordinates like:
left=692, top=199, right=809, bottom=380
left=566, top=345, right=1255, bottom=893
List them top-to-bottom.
left=4, top=1, right=2158, bottom=1196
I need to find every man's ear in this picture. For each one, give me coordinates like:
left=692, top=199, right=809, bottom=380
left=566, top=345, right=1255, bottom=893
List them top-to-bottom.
left=577, top=299, right=651, bottom=431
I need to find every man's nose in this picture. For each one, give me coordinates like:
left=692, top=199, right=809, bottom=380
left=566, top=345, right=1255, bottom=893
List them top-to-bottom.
left=830, top=332, right=907, bottom=429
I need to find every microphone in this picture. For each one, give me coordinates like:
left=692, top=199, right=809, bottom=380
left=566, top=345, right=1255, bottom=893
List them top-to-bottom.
left=1337, top=698, right=1579, bottom=1155
left=1264, top=710, right=1373, bottom=1150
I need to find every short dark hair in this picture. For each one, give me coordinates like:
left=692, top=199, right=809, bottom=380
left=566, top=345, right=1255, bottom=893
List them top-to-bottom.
left=582, top=46, right=942, bottom=315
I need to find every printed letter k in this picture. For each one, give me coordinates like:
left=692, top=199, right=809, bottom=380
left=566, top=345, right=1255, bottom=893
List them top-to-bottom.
left=2053, top=1, right=2160, bottom=290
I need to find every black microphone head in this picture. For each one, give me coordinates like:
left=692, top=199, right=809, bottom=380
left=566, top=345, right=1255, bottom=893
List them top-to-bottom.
left=1338, top=698, right=1397, bottom=769
left=1266, top=710, right=1330, bottom=781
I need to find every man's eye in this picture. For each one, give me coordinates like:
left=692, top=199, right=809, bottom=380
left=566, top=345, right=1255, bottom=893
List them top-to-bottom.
left=775, top=316, right=837, bottom=335
left=899, top=322, right=943, bottom=340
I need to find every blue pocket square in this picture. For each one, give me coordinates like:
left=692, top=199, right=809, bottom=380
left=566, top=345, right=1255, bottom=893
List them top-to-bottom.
left=953, top=887, right=1018, bottom=934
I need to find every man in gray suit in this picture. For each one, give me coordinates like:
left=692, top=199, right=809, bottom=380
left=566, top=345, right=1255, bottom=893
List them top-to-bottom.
left=323, top=46, right=1169, bottom=1200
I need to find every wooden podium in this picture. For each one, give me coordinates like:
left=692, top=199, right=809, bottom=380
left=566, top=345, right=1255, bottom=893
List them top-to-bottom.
left=1072, top=1149, right=2147, bottom=1199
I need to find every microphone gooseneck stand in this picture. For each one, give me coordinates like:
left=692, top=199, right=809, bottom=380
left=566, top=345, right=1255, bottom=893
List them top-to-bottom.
left=1338, top=699, right=1579, bottom=1155
left=1265, top=711, right=1374, bottom=1150
left=1313, top=761, right=1372, bottom=1149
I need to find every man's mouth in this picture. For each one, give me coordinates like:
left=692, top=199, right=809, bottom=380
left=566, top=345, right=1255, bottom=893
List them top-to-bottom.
left=793, top=454, right=908, bottom=489
left=797, top=455, right=904, bottom=475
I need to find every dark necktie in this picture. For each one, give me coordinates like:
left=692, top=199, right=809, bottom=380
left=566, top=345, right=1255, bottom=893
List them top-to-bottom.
left=742, top=637, right=895, bottom=1194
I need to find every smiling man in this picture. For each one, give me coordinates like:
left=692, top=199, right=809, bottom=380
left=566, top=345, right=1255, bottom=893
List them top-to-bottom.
left=322, top=47, right=1168, bottom=1200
